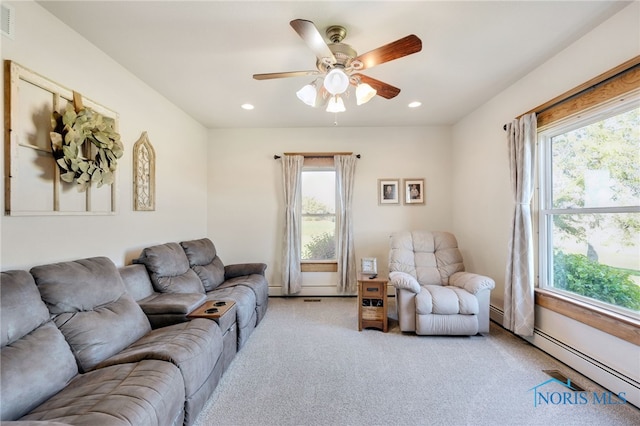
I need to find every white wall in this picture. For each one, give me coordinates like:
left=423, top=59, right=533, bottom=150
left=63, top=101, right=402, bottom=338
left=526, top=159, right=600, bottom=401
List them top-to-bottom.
left=0, top=1, right=209, bottom=269
left=451, top=2, right=639, bottom=406
left=207, top=126, right=452, bottom=294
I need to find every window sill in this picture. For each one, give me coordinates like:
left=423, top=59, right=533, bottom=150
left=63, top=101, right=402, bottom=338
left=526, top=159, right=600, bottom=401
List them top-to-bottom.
left=301, top=261, right=337, bottom=272
left=535, top=289, right=640, bottom=345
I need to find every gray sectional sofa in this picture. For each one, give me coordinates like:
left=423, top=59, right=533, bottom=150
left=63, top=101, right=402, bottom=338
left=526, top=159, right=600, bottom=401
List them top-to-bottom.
left=0, top=238, right=269, bottom=426
left=132, top=238, right=268, bottom=349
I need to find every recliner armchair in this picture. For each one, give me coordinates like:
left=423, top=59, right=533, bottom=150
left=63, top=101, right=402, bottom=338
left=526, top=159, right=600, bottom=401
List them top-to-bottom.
left=389, top=231, right=495, bottom=335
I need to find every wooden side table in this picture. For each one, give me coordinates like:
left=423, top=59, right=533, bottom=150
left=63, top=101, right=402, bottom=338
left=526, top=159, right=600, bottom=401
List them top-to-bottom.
left=357, top=273, right=388, bottom=332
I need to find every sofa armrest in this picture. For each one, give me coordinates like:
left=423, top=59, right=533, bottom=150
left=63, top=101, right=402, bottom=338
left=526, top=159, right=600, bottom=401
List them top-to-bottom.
left=224, top=263, right=267, bottom=279
left=389, top=271, right=421, bottom=293
left=449, top=271, right=495, bottom=295
left=138, top=292, right=206, bottom=315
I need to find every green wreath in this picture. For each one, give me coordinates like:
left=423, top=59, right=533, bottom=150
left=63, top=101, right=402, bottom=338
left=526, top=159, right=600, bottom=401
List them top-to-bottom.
left=50, top=103, right=123, bottom=191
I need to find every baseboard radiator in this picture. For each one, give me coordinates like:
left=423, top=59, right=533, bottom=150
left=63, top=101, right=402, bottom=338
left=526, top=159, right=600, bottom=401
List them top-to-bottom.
left=489, top=304, right=639, bottom=408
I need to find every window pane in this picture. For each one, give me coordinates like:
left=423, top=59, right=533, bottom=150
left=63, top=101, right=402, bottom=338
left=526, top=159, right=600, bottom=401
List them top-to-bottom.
left=543, top=103, right=640, bottom=316
left=550, top=107, right=640, bottom=209
left=301, top=171, right=335, bottom=260
left=549, top=212, right=640, bottom=313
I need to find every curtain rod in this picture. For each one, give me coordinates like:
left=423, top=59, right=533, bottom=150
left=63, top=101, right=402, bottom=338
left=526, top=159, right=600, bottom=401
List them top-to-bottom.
left=502, top=56, right=640, bottom=131
left=273, top=154, right=361, bottom=159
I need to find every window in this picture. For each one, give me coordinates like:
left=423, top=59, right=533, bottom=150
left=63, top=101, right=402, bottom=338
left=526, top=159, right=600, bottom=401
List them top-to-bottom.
left=538, top=97, right=640, bottom=318
left=284, top=151, right=355, bottom=275
left=301, top=168, right=336, bottom=261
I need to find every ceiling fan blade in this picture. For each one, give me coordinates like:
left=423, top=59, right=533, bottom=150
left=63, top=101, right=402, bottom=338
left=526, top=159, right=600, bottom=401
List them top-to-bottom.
left=290, top=19, right=336, bottom=64
left=355, top=34, right=422, bottom=70
left=253, top=70, right=320, bottom=80
left=353, top=74, right=401, bottom=99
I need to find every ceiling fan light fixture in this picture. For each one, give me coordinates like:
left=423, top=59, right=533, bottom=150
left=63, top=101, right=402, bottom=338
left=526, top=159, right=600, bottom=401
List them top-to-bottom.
left=323, top=68, right=350, bottom=95
left=296, top=81, right=318, bottom=107
left=356, top=83, right=377, bottom=105
left=326, top=95, right=346, bottom=113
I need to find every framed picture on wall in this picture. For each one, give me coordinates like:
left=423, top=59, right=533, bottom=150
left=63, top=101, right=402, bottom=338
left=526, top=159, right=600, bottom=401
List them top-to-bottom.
left=404, top=178, right=425, bottom=204
left=378, top=179, right=400, bottom=205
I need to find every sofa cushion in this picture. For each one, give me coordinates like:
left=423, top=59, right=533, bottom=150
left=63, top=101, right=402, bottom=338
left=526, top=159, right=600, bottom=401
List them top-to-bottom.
left=389, top=231, right=465, bottom=286
left=389, top=231, right=439, bottom=285
left=433, top=232, right=465, bottom=283
left=181, top=238, right=226, bottom=291
left=135, top=242, right=205, bottom=294
left=31, top=256, right=128, bottom=314
left=30, top=257, right=152, bottom=372
left=119, top=264, right=156, bottom=301
left=1, top=270, right=50, bottom=347
left=1, top=271, right=78, bottom=421
left=207, top=285, right=256, bottom=330
left=415, top=285, right=479, bottom=315
left=138, top=293, right=206, bottom=315
left=96, top=318, right=223, bottom=401
left=2, top=322, right=80, bottom=421
left=21, top=360, right=185, bottom=426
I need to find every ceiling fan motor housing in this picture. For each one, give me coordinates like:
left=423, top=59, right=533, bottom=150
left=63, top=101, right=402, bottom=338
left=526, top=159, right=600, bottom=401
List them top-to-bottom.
left=315, top=25, right=357, bottom=72
left=326, top=25, right=347, bottom=43
left=317, top=42, right=357, bottom=71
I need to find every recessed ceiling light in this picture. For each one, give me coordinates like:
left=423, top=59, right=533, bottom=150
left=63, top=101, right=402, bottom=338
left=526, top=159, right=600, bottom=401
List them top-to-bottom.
left=408, top=101, right=422, bottom=108
left=241, top=103, right=254, bottom=110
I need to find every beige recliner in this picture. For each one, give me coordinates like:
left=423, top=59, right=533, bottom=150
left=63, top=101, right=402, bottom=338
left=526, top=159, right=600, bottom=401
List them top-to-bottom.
left=389, top=231, right=495, bottom=335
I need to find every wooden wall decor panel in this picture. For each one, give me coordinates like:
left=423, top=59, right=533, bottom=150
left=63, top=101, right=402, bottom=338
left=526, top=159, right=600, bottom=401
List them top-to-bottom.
left=4, top=60, right=118, bottom=215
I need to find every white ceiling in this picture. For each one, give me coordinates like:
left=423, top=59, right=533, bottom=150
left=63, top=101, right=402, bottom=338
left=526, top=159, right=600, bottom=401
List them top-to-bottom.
left=38, top=1, right=629, bottom=129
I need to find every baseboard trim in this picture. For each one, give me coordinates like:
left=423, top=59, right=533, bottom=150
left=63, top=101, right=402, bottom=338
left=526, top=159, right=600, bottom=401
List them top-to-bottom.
left=268, top=284, right=394, bottom=297
left=268, top=286, right=356, bottom=297
left=489, top=304, right=639, bottom=408
left=490, top=304, right=504, bottom=325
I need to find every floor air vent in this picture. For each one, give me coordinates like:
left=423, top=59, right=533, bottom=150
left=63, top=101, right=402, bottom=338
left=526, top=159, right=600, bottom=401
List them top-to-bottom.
left=303, top=299, right=321, bottom=302
left=543, top=369, right=585, bottom=391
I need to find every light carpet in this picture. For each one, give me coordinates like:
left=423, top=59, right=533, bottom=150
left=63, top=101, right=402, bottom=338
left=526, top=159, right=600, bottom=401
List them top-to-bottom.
left=193, top=297, right=639, bottom=426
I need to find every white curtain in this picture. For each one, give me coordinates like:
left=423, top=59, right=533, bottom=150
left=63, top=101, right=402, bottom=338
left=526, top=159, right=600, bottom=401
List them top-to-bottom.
left=504, top=113, right=537, bottom=336
left=335, top=154, right=358, bottom=294
left=281, top=155, right=304, bottom=295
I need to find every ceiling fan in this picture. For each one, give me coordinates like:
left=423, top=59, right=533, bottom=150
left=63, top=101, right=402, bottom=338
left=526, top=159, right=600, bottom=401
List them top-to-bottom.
left=253, top=19, right=422, bottom=112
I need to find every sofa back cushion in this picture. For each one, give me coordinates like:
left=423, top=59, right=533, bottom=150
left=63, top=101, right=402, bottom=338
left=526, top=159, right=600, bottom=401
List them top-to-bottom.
left=389, top=231, right=464, bottom=286
left=181, top=238, right=226, bottom=291
left=134, top=242, right=205, bottom=294
left=30, top=257, right=151, bottom=372
left=119, top=264, right=155, bottom=301
left=1, top=270, right=78, bottom=421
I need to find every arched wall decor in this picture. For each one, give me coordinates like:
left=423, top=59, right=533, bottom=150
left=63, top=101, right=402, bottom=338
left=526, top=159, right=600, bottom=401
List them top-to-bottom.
left=132, top=131, right=156, bottom=211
